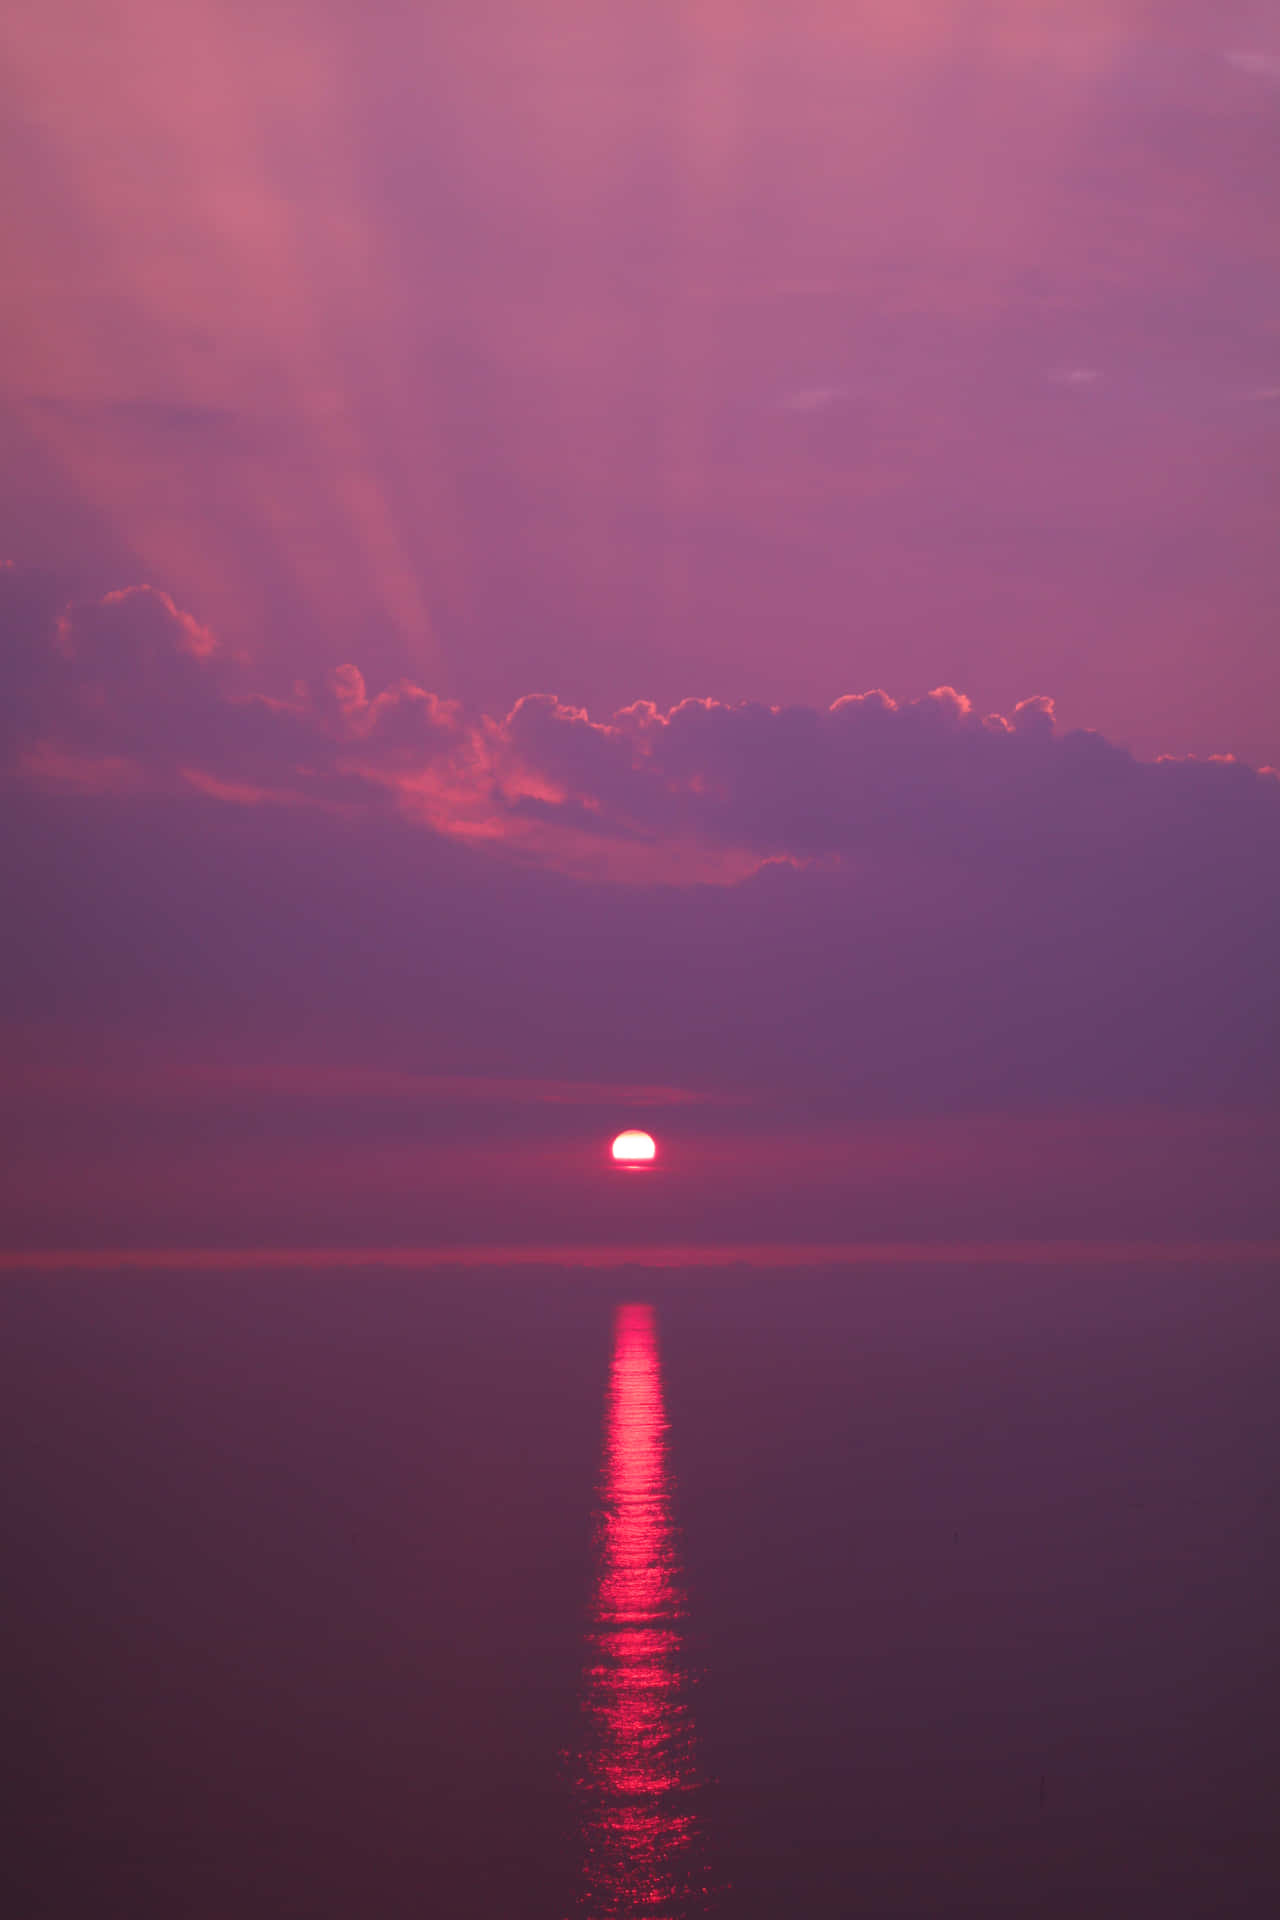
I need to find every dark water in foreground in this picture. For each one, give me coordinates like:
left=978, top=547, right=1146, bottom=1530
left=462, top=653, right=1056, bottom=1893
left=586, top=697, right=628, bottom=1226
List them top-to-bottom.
left=3, top=1259, right=1278, bottom=1917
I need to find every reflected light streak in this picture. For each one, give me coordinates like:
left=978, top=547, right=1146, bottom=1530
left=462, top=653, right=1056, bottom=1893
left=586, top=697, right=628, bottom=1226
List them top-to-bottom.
left=577, top=1303, right=705, bottom=1917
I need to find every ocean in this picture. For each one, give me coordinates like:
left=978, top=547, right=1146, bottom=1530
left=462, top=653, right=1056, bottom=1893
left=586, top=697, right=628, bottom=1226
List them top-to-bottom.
left=4, top=1254, right=1277, bottom=1917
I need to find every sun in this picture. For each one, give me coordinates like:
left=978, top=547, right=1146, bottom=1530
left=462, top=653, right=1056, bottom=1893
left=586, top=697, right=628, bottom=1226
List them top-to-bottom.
left=611, top=1129, right=656, bottom=1164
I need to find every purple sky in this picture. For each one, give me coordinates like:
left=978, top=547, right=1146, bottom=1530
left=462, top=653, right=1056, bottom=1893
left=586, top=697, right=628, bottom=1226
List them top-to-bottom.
left=3, top=2, right=1279, bottom=1250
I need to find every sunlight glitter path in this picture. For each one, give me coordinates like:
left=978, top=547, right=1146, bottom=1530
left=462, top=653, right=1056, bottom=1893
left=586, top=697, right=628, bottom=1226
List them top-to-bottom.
left=577, top=1303, right=705, bottom=1918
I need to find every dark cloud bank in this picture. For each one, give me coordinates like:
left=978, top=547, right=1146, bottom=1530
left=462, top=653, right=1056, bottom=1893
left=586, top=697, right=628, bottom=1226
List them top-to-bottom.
left=3, top=572, right=1278, bottom=1245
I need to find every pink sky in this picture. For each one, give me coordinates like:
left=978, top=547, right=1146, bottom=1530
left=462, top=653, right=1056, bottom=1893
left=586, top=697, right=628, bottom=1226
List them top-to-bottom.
left=3, top=0, right=1279, bottom=762
left=4, top=3, right=1280, bottom=1252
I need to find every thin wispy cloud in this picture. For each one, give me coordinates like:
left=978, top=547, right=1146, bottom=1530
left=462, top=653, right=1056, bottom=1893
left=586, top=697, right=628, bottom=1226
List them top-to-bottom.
left=1225, top=49, right=1280, bottom=81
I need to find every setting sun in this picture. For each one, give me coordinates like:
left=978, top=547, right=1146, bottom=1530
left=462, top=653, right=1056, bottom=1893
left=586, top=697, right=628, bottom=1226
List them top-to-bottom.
left=610, top=1130, right=656, bottom=1164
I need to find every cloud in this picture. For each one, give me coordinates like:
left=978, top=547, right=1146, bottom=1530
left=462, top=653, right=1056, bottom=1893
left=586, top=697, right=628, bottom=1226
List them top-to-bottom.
left=1225, top=50, right=1280, bottom=83
left=779, top=386, right=846, bottom=413
left=34, top=395, right=243, bottom=436
left=3, top=572, right=1277, bottom=1144
left=6, top=573, right=1279, bottom=895
left=5, top=575, right=369, bottom=803
left=3, top=609, right=1279, bottom=1250
left=3, top=756, right=1279, bottom=1242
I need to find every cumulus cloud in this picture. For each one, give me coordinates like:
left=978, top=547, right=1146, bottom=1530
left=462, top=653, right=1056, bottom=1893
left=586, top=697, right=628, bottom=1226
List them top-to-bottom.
left=2, top=568, right=1279, bottom=1170
left=5, top=571, right=1278, bottom=892
left=5, top=576, right=319, bottom=792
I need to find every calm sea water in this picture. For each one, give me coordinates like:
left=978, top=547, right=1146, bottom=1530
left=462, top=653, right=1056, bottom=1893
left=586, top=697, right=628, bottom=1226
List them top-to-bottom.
left=4, top=1259, right=1278, bottom=1917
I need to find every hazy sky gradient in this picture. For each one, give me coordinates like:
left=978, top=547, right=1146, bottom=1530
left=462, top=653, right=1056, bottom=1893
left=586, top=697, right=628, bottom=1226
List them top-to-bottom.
left=4, top=1, right=1279, bottom=760
left=4, top=2, right=1279, bottom=1250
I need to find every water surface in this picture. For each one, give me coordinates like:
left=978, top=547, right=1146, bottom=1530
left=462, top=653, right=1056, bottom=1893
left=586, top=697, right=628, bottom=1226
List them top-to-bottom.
left=3, top=1257, right=1277, bottom=1916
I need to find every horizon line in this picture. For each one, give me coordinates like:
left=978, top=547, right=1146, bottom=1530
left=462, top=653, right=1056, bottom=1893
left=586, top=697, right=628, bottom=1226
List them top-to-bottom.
left=2, top=1239, right=1278, bottom=1273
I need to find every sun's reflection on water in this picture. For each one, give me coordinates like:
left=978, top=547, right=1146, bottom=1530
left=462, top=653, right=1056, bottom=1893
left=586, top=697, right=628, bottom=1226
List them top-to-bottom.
left=576, top=1302, right=704, bottom=1918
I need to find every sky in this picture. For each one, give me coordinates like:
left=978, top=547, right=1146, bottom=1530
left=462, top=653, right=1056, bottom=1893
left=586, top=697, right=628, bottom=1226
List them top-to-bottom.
left=3, top=0, right=1280, bottom=1252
